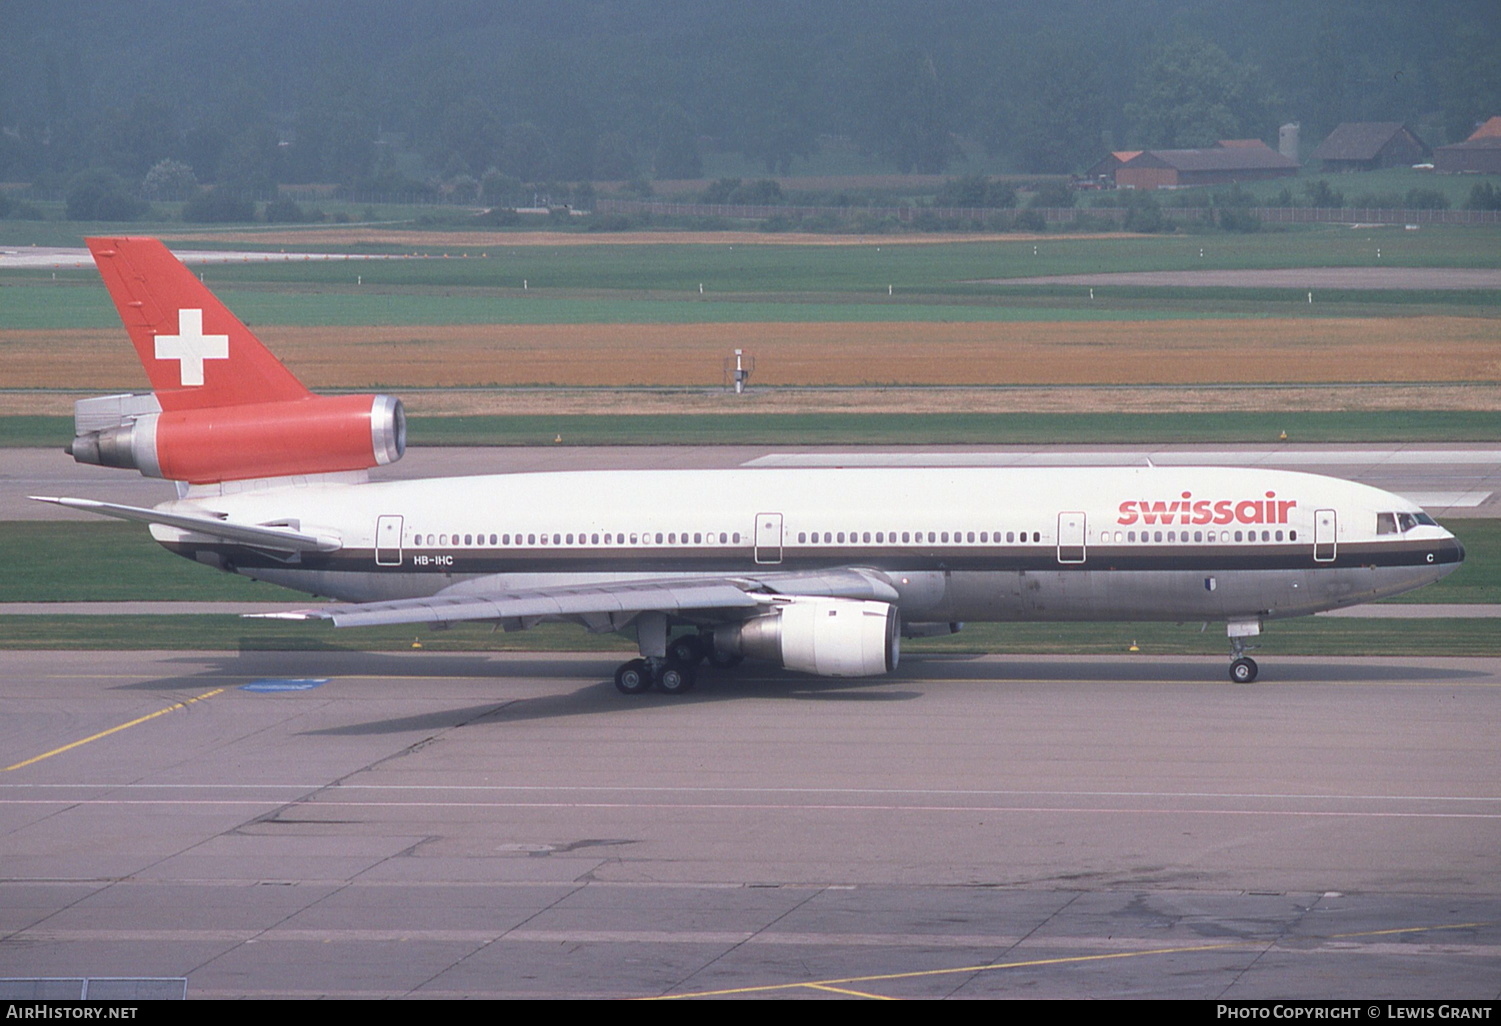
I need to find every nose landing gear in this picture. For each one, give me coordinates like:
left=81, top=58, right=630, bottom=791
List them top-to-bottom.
left=1227, top=619, right=1262, bottom=683
left=1230, top=652, right=1259, bottom=684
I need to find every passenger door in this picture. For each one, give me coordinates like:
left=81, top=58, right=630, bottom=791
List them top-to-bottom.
left=1313, top=509, right=1337, bottom=562
left=1057, top=511, right=1086, bottom=564
left=754, top=512, right=783, bottom=564
left=375, top=515, right=404, bottom=566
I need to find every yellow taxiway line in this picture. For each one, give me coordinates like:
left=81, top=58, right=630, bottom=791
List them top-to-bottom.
left=4, top=688, right=226, bottom=771
left=649, top=922, right=1492, bottom=1000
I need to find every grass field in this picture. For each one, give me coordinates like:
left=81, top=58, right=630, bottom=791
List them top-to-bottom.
left=2, top=220, right=1495, bottom=658
left=8, top=225, right=1501, bottom=291
left=5, top=228, right=1496, bottom=421
left=6, top=280, right=1499, bottom=333
left=3, top=283, right=1302, bottom=331
left=7, top=317, right=1499, bottom=392
left=402, top=410, right=1501, bottom=445
left=3, top=519, right=1495, bottom=606
left=0, top=523, right=304, bottom=602
left=1, top=615, right=1496, bottom=658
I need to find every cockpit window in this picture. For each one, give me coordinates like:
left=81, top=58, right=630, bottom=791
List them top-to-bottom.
left=1379, top=511, right=1437, bottom=534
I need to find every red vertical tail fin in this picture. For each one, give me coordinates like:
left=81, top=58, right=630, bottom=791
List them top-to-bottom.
left=74, top=237, right=404, bottom=484
left=87, top=237, right=311, bottom=410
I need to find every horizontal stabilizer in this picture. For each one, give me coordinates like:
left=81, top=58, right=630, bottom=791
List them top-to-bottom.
left=29, top=496, right=341, bottom=553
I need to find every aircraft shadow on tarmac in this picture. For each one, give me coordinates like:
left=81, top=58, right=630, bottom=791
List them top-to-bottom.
left=112, top=649, right=1495, bottom=690
left=95, top=651, right=1493, bottom=736
left=911, top=654, right=1496, bottom=684
left=302, top=677, right=929, bottom=736
left=297, top=684, right=918, bottom=732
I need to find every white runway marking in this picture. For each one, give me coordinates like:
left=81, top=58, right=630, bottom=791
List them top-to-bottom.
left=0, top=247, right=411, bottom=270
left=745, top=449, right=1501, bottom=467
left=1401, top=490, right=1494, bottom=507
left=6, top=782, right=1499, bottom=802
left=4, top=783, right=1498, bottom=819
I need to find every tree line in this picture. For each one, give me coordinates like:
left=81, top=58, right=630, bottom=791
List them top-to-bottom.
left=2, top=0, right=1496, bottom=196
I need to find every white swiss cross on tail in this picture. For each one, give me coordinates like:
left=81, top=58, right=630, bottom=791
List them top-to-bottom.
left=154, top=308, right=229, bottom=386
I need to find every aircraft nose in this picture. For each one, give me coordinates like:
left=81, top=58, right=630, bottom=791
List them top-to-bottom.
left=1436, top=536, right=1465, bottom=567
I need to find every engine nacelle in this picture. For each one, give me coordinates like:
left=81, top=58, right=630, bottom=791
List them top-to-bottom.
left=70, top=393, right=405, bottom=484
left=715, top=597, right=900, bottom=677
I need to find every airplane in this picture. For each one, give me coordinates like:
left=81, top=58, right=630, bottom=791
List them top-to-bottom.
left=34, top=237, right=1465, bottom=692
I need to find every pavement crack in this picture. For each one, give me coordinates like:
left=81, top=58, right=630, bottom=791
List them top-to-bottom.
left=401, top=879, right=591, bottom=998
left=661, top=884, right=828, bottom=999
left=943, top=888, right=1086, bottom=999
left=1214, top=891, right=1326, bottom=999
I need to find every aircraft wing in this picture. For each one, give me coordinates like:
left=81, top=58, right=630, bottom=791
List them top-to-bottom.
left=252, top=567, right=900, bottom=629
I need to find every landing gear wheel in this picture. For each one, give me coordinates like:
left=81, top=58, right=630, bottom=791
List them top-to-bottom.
left=667, top=634, right=707, bottom=666
left=707, top=648, right=743, bottom=669
left=1229, top=657, right=1258, bottom=684
left=614, top=658, right=652, bottom=695
left=655, top=660, right=696, bottom=695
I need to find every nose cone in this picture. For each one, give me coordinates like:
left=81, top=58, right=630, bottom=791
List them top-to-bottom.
left=1435, top=535, right=1465, bottom=575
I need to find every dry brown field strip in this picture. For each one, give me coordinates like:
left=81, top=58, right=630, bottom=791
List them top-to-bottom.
left=6, top=317, right=1496, bottom=392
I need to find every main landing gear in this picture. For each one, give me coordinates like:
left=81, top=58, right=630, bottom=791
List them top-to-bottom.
left=614, top=613, right=719, bottom=695
left=612, top=621, right=741, bottom=693
left=613, top=656, right=697, bottom=695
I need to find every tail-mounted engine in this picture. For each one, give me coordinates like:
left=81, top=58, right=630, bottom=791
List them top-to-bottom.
left=69, top=392, right=405, bottom=484
left=714, top=597, right=900, bottom=677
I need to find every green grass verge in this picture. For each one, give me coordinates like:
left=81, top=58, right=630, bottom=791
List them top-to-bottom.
left=149, top=225, right=1501, bottom=279
left=6, top=227, right=1501, bottom=300
left=0, top=281, right=1287, bottom=330
left=977, top=283, right=1501, bottom=310
left=8, top=411, right=1501, bottom=450
left=404, top=411, right=1501, bottom=446
left=0, top=418, right=77, bottom=447
left=1, top=514, right=1493, bottom=654
left=1, top=518, right=1495, bottom=606
left=1380, top=518, right=1501, bottom=604
left=0, top=522, right=306, bottom=602
left=0, top=614, right=1495, bottom=657
left=0, top=616, right=632, bottom=652
left=909, top=619, right=1501, bottom=658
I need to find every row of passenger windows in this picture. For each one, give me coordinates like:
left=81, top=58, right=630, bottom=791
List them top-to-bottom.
left=409, top=528, right=1298, bottom=548
left=1099, top=529, right=1297, bottom=543
left=413, top=530, right=1047, bottom=548
left=796, top=530, right=1043, bottom=544
left=414, top=531, right=744, bottom=547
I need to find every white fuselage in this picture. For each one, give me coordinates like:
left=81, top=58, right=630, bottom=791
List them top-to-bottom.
left=153, top=464, right=1464, bottom=626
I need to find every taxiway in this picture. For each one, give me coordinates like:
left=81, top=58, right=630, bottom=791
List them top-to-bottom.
left=6, top=443, right=1499, bottom=520
left=2, top=650, right=1499, bottom=999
